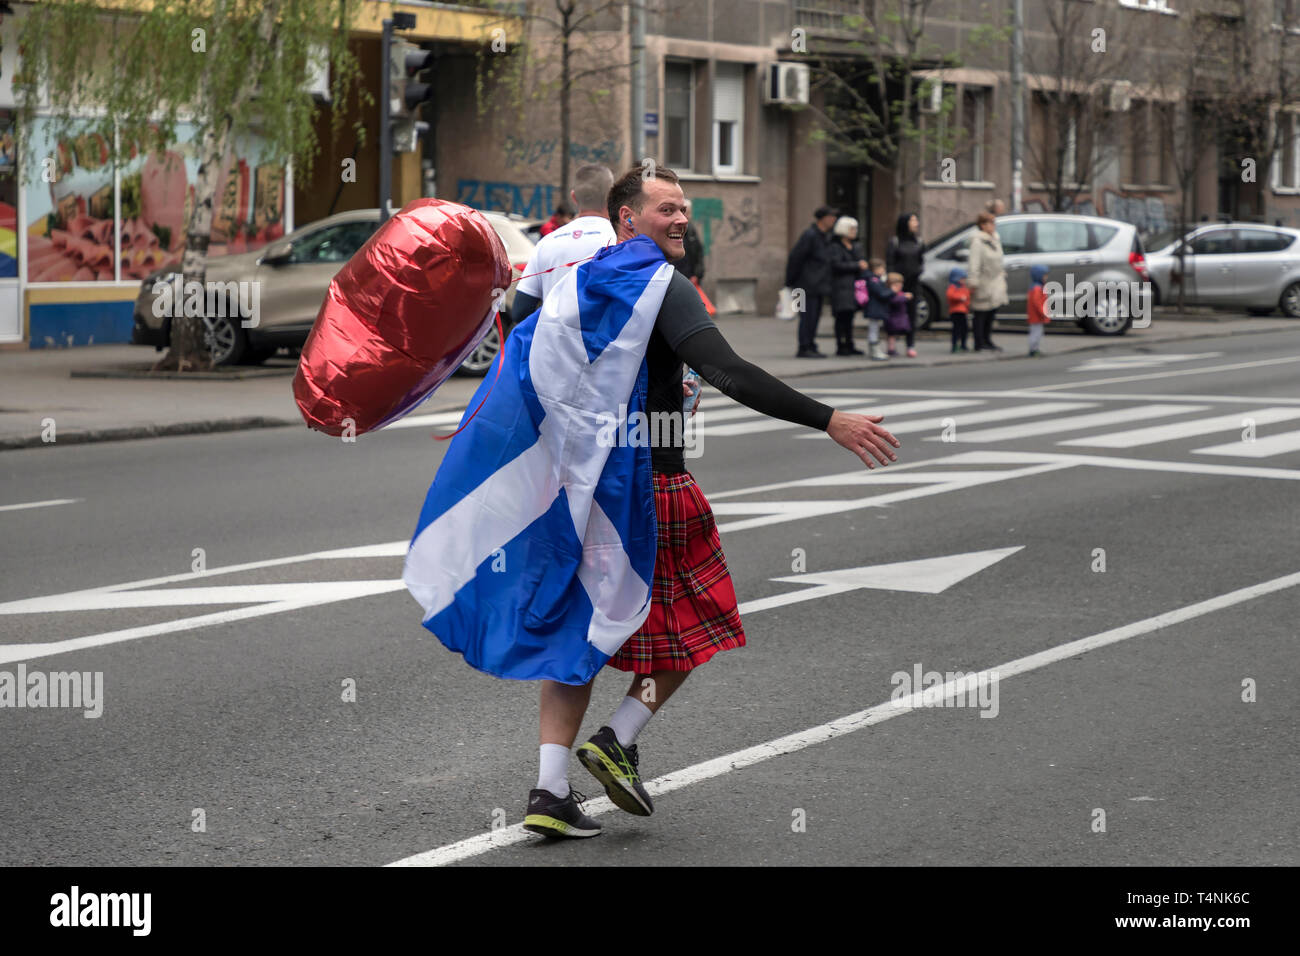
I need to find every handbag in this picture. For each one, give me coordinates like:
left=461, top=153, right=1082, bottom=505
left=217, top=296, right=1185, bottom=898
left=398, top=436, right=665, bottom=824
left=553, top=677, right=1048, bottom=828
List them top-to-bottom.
left=854, top=278, right=869, bottom=306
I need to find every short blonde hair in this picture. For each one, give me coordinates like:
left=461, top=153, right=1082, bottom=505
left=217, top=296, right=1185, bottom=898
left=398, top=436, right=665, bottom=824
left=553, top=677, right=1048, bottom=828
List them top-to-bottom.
left=832, top=216, right=859, bottom=237
left=886, top=271, right=904, bottom=284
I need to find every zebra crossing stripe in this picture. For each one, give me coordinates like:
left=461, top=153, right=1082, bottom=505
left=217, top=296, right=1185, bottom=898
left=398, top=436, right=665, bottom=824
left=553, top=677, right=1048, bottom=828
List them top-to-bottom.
left=706, top=399, right=983, bottom=437
left=796, top=401, right=1100, bottom=439
left=934, top=404, right=1207, bottom=444
left=1059, top=407, right=1300, bottom=449
left=1194, top=430, right=1300, bottom=458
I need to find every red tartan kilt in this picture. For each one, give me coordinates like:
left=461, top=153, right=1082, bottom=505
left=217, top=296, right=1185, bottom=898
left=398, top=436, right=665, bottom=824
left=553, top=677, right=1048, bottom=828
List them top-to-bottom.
left=606, top=471, right=746, bottom=673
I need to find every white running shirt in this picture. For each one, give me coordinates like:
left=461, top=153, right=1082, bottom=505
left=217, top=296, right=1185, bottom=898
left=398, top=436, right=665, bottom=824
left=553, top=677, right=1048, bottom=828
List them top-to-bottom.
left=516, top=215, right=617, bottom=302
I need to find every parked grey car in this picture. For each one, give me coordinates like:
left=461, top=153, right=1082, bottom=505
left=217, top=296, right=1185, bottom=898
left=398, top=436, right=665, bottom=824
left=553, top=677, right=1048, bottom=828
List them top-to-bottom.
left=917, top=213, right=1149, bottom=335
left=1144, top=223, right=1300, bottom=318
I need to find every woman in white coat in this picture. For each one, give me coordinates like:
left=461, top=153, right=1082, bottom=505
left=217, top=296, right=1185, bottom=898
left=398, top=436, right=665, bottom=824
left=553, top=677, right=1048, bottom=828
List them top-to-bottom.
left=967, top=211, right=1008, bottom=352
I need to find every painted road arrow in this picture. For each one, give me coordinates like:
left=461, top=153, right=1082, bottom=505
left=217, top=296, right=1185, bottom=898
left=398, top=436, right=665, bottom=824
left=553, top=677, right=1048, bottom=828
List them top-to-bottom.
left=0, top=546, right=1023, bottom=667
left=738, top=547, right=1024, bottom=614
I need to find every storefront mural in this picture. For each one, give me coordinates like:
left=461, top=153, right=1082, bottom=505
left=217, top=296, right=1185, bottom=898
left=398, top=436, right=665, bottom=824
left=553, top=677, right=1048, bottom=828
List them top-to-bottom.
left=23, top=118, right=285, bottom=283
left=455, top=178, right=557, bottom=219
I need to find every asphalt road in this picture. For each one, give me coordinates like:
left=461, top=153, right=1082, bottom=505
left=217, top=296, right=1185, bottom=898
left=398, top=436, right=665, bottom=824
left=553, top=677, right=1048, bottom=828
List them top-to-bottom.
left=1, top=328, right=1297, bottom=866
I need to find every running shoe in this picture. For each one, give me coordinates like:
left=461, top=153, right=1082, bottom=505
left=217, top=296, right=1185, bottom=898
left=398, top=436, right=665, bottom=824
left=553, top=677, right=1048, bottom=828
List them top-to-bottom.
left=577, top=726, right=654, bottom=816
left=523, top=787, right=602, bottom=839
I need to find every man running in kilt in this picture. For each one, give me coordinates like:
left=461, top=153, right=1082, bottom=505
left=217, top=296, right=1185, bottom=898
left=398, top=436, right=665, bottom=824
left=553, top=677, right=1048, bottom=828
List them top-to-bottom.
left=509, top=165, right=901, bottom=838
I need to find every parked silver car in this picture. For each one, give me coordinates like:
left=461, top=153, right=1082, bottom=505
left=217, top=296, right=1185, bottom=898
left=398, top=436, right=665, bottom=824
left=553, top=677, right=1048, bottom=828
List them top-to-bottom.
left=917, top=213, right=1149, bottom=336
left=1144, top=223, right=1300, bottom=318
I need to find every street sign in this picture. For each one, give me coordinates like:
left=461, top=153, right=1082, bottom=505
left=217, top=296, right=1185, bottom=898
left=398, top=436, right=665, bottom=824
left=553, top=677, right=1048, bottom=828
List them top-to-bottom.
left=644, top=111, right=659, bottom=136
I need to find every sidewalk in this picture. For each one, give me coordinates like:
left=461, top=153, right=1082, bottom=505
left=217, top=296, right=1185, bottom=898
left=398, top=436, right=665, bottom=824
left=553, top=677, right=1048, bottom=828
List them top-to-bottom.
left=1, top=311, right=1295, bottom=449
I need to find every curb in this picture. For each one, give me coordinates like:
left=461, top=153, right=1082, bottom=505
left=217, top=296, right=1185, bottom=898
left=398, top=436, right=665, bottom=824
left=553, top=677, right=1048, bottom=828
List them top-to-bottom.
left=70, top=366, right=296, bottom=381
left=0, top=416, right=297, bottom=452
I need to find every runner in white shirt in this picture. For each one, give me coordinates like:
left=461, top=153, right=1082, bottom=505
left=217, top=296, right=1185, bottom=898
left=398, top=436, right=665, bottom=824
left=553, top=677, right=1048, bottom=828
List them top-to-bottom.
left=512, top=164, right=616, bottom=320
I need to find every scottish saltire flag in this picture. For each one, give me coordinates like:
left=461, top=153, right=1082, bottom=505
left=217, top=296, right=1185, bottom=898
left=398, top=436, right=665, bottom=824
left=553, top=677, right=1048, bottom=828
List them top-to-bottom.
left=403, top=236, right=673, bottom=685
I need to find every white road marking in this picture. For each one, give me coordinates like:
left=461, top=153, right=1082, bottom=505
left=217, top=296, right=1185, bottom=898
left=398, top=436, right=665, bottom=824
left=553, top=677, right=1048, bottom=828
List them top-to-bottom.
left=1067, top=352, right=1221, bottom=372
left=1024, top=354, right=1300, bottom=391
left=805, top=386, right=1300, bottom=406
left=705, top=399, right=983, bottom=437
left=795, top=401, right=1099, bottom=439
left=932, top=404, right=1205, bottom=443
left=1059, top=407, right=1300, bottom=448
left=382, top=412, right=470, bottom=431
left=1194, top=429, right=1300, bottom=458
left=949, top=448, right=1300, bottom=480
left=715, top=459, right=1077, bottom=532
left=0, top=498, right=82, bottom=513
left=738, top=547, right=1022, bottom=614
left=387, top=566, right=1300, bottom=866
left=0, top=581, right=404, bottom=615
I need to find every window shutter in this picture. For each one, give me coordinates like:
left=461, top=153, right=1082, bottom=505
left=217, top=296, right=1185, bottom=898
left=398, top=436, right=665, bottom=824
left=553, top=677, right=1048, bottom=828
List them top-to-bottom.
left=713, top=64, right=744, bottom=124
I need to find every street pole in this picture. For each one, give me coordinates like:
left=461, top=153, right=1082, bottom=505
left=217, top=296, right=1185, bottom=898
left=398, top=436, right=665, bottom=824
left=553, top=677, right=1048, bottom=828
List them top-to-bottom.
left=630, top=0, right=645, bottom=162
left=1011, top=0, right=1025, bottom=213
left=380, top=18, right=394, bottom=224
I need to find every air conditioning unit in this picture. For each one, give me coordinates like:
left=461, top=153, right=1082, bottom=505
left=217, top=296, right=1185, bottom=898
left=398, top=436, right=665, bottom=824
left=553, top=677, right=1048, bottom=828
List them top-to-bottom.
left=764, top=62, right=810, bottom=106
left=918, top=79, right=943, bottom=114
left=1105, top=80, right=1133, bottom=113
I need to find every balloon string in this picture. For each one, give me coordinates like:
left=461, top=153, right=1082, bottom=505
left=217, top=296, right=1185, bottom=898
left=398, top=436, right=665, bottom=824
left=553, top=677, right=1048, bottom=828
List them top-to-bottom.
left=430, top=251, right=601, bottom=441
left=433, top=307, right=506, bottom=441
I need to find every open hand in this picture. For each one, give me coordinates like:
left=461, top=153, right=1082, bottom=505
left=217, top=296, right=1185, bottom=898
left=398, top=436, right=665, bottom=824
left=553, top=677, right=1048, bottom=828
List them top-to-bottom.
left=827, top=410, right=900, bottom=469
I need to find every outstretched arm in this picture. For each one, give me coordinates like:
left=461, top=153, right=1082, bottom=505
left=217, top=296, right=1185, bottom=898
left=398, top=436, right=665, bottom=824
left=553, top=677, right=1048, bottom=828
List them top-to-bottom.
left=675, top=327, right=899, bottom=469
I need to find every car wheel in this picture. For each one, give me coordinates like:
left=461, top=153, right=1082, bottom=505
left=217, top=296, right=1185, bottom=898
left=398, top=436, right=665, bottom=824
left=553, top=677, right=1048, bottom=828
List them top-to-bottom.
left=1280, top=282, right=1300, bottom=319
left=915, top=288, right=938, bottom=330
left=1081, top=291, right=1132, bottom=336
left=205, top=313, right=247, bottom=366
left=455, top=317, right=509, bottom=377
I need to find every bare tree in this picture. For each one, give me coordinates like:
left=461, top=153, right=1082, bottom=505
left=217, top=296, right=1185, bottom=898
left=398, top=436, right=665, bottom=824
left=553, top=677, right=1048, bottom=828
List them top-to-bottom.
left=807, top=0, right=970, bottom=209
left=1020, top=0, right=1138, bottom=213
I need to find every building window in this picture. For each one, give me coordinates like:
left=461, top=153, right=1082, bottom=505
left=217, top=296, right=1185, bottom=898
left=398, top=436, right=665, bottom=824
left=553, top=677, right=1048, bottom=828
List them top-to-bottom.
left=1120, top=0, right=1177, bottom=13
left=664, top=60, right=693, bottom=171
left=712, top=63, right=744, bottom=175
left=1276, top=112, right=1299, bottom=190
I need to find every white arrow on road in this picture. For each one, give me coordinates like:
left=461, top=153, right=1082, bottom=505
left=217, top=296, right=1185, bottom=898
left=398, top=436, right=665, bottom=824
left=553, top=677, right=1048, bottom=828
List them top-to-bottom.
left=738, top=547, right=1023, bottom=615
left=0, top=548, right=1022, bottom=667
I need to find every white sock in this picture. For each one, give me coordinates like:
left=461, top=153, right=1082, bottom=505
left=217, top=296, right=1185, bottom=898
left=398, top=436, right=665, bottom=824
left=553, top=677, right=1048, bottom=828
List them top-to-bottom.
left=608, top=696, right=654, bottom=748
left=537, top=743, right=570, bottom=797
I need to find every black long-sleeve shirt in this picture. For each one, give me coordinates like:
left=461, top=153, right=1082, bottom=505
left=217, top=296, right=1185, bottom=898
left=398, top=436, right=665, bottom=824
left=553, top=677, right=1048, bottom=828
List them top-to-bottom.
left=511, top=270, right=834, bottom=473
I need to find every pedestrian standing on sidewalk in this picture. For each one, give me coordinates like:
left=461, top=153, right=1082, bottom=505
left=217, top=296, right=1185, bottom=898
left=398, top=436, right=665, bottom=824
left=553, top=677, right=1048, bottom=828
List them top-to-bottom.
left=404, top=166, right=901, bottom=840
left=672, top=198, right=705, bottom=283
left=785, top=205, right=838, bottom=358
left=967, top=211, right=1007, bottom=352
left=885, top=213, right=924, bottom=358
left=828, top=216, right=868, bottom=355
left=864, top=259, right=891, bottom=360
left=1026, top=264, right=1051, bottom=356
left=946, top=267, right=971, bottom=353
left=883, top=272, right=913, bottom=357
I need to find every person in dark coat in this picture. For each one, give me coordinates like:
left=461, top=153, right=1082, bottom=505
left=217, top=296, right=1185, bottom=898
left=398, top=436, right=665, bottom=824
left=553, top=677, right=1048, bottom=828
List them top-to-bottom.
left=672, top=198, right=705, bottom=282
left=785, top=205, right=838, bottom=358
left=885, top=212, right=924, bottom=358
left=828, top=216, right=868, bottom=355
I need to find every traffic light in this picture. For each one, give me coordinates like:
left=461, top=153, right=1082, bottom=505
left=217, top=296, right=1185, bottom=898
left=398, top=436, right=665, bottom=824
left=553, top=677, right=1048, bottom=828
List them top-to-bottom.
left=389, top=40, right=434, bottom=153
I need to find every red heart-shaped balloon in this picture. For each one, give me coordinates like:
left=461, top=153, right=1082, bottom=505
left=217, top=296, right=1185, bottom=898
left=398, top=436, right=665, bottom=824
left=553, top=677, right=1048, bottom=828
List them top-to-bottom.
left=293, top=199, right=512, bottom=436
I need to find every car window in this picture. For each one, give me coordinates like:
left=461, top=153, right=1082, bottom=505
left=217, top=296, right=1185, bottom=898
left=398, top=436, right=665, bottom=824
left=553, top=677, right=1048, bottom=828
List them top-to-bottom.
left=1033, top=219, right=1090, bottom=253
left=289, top=221, right=377, bottom=264
left=925, top=221, right=976, bottom=253
left=996, top=221, right=1029, bottom=254
left=1088, top=224, right=1119, bottom=250
left=1237, top=228, right=1294, bottom=254
left=1190, top=229, right=1237, bottom=255
left=936, top=230, right=975, bottom=260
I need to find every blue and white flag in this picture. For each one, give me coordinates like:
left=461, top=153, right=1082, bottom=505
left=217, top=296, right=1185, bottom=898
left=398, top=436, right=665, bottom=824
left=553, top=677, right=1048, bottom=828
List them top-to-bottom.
left=403, top=236, right=673, bottom=685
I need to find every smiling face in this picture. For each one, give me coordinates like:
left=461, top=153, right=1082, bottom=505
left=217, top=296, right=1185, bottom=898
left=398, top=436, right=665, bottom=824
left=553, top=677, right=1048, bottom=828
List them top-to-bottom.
left=619, top=178, right=689, bottom=260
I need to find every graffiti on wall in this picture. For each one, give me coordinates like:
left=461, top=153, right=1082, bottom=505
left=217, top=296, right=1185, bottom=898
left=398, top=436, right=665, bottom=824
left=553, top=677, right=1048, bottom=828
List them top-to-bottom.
left=502, top=136, right=625, bottom=172
left=456, top=179, right=557, bottom=219
left=1023, top=188, right=1175, bottom=233
left=726, top=197, right=762, bottom=247
left=690, top=198, right=722, bottom=255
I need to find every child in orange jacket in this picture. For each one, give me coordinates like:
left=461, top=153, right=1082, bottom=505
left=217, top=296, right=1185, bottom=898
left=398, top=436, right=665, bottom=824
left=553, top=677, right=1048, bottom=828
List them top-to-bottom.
left=1026, top=264, right=1051, bottom=357
left=946, top=268, right=971, bottom=353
